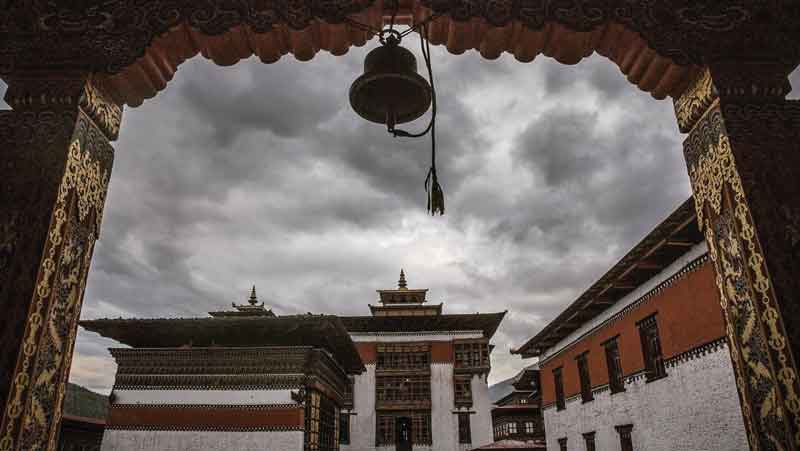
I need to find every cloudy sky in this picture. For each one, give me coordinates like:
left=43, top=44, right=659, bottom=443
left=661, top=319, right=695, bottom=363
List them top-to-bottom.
left=4, top=38, right=797, bottom=395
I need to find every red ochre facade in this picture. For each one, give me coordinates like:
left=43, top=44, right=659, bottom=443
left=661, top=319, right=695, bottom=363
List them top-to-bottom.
left=539, top=261, right=724, bottom=407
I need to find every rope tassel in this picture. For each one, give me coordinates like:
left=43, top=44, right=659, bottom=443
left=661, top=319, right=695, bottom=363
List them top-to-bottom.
left=425, top=166, right=445, bottom=215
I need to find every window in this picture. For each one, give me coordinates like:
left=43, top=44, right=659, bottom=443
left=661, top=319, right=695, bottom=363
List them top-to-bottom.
left=638, top=315, right=667, bottom=381
left=604, top=336, right=625, bottom=393
left=454, top=341, right=490, bottom=368
left=376, top=344, right=430, bottom=370
left=576, top=352, right=593, bottom=402
left=553, top=367, right=566, bottom=411
left=376, top=375, right=431, bottom=404
left=454, top=375, right=473, bottom=406
left=343, top=376, right=354, bottom=408
left=305, top=390, right=338, bottom=451
left=339, top=413, right=350, bottom=445
left=376, top=413, right=432, bottom=446
left=411, top=413, right=432, bottom=445
left=457, top=413, right=471, bottom=444
left=377, top=416, right=394, bottom=445
left=524, top=421, right=535, bottom=434
left=508, top=422, right=517, bottom=435
left=616, top=424, right=634, bottom=451
left=583, top=432, right=596, bottom=451
left=558, top=437, right=567, bottom=451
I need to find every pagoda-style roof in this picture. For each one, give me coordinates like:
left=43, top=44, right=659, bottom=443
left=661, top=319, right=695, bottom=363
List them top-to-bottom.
left=512, top=198, right=704, bottom=358
left=208, top=285, right=276, bottom=318
left=340, top=312, right=506, bottom=338
left=80, top=315, right=365, bottom=374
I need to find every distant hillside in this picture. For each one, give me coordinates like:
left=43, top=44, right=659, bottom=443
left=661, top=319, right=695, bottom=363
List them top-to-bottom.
left=489, top=375, right=516, bottom=403
left=63, top=383, right=108, bottom=420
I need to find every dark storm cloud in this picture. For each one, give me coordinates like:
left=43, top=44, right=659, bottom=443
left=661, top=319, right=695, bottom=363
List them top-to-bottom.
left=58, top=43, right=711, bottom=393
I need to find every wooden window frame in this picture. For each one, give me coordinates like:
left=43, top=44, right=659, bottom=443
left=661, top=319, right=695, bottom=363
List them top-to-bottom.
left=637, top=314, right=667, bottom=382
left=603, top=336, right=626, bottom=394
left=454, top=340, right=490, bottom=369
left=376, top=344, right=430, bottom=372
left=576, top=352, right=593, bottom=403
left=553, top=367, right=566, bottom=411
left=454, top=374, right=473, bottom=406
left=375, top=412, right=432, bottom=446
left=457, top=412, right=472, bottom=444
left=338, top=413, right=350, bottom=445
left=616, top=424, right=634, bottom=451
left=583, top=431, right=596, bottom=451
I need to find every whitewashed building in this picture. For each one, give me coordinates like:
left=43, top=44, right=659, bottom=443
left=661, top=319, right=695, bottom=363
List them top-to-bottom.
left=512, top=200, right=749, bottom=451
left=337, top=270, right=505, bottom=451
left=82, top=291, right=365, bottom=451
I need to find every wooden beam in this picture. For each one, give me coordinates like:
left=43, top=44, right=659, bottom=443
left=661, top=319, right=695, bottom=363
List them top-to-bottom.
left=665, top=240, right=695, bottom=247
left=635, top=261, right=662, bottom=270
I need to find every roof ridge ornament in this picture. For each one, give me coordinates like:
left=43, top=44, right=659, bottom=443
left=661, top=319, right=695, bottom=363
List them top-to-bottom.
left=398, top=269, right=407, bottom=289
left=249, top=285, right=258, bottom=306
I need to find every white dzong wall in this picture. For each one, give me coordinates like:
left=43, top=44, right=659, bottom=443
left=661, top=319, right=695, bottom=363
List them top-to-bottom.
left=543, top=341, right=748, bottom=451
left=430, top=363, right=457, bottom=451
left=347, top=364, right=377, bottom=451
left=468, top=373, right=493, bottom=449
left=101, top=388, right=303, bottom=451
left=102, top=430, right=304, bottom=451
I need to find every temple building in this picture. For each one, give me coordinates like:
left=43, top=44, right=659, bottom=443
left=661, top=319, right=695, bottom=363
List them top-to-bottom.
left=511, top=199, right=749, bottom=451
left=337, top=271, right=506, bottom=451
left=81, top=273, right=505, bottom=451
left=81, top=289, right=365, bottom=451
left=478, top=365, right=545, bottom=450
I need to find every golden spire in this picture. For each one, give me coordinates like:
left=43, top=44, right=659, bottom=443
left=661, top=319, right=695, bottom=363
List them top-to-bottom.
left=398, top=269, right=407, bottom=289
left=248, top=285, right=258, bottom=306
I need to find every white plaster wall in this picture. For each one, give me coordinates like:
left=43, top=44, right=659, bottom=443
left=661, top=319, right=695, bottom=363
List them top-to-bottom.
left=541, top=243, right=708, bottom=363
left=349, top=332, right=484, bottom=342
left=543, top=344, right=748, bottom=451
left=431, top=363, right=457, bottom=451
left=343, top=364, right=376, bottom=451
left=469, top=373, right=493, bottom=449
left=112, top=389, right=293, bottom=405
left=101, top=430, right=303, bottom=451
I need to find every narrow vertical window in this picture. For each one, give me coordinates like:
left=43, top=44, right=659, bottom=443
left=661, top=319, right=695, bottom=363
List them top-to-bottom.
left=638, top=314, right=667, bottom=381
left=604, top=336, right=625, bottom=393
left=576, top=352, right=593, bottom=402
left=553, top=367, right=566, bottom=411
left=339, top=413, right=350, bottom=445
left=457, top=413, right=471, bottom=444
left=616, top=424, right=634, bottom=451
left=583, top=432, right=596, bottom=451
left=558, top=437, right=567, bottom=451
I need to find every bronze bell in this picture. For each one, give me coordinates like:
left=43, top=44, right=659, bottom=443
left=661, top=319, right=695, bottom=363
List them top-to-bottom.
left=349, top=40, right=432, bottom=128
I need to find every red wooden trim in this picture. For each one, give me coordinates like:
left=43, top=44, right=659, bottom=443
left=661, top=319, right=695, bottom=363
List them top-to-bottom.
left=107, top=405, right=304, bottom=430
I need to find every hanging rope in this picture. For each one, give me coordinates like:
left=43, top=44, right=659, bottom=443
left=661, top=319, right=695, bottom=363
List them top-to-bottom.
left=419, top=23, right=444, bottom=215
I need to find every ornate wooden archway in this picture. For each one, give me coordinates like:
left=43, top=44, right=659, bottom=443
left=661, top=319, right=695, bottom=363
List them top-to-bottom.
left=1, top=2, right=799, bottom=450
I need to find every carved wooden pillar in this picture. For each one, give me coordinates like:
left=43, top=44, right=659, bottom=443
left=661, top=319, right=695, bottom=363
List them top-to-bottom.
left=676, top=64, right=800, bottom=451
left=0, top=74, right=121, bottom=451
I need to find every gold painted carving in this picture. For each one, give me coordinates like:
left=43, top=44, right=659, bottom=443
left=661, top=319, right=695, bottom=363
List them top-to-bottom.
left=675, top=69, right=717, bottom=133
left=80, top=76, right=123, bottom=141
left=689, top=132, right=800, bottom=450
left=0, top=139, right=110, bottom=451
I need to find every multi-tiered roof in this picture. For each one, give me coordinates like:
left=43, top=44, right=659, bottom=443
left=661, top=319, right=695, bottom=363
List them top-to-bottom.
left=341, top=270, right=506, bottom=339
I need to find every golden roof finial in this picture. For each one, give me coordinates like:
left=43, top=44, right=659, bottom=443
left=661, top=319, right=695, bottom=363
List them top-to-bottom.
left=398, top=269, right=407, bottom=289
left=249, top=285, right=258, bottom=306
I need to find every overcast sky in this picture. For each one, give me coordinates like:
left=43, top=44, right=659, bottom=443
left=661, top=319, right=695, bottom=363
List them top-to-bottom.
left=4, top=40, right=797, bottom=395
